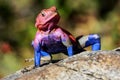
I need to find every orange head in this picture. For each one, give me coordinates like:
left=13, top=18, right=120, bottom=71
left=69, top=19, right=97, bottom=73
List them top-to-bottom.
left=35, top=6, right=60, bottom=30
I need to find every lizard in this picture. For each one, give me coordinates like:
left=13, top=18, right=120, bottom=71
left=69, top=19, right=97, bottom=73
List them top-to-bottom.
left=31, top=6, right=101, bottom=68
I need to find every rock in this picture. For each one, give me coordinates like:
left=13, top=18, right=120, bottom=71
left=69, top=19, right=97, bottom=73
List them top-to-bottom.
left=1, top=50, right=120, bottom=80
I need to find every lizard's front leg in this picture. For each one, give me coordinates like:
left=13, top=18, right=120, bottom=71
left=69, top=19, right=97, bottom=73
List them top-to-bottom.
left=61, top=33, right=73, bottom=57
left=33, top=41, right=52, bottom=67
left=34, top=44, right=41, bottom=67
left=67, top=45, right=73, bottom=56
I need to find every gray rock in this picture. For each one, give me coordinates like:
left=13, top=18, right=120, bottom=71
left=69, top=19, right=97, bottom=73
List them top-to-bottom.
left=1, top=50, right=120, bottom=80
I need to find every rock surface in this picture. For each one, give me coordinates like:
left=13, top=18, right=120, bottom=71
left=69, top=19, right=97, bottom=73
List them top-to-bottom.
left=1, top=49, right=120, bottom=80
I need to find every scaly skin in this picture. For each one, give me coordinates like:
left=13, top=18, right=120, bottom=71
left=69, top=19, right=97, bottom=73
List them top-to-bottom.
left=32, top=6, right=101, bottom=67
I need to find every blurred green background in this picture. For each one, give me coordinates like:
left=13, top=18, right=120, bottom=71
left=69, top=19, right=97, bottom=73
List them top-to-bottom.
left=0, top=0, right=120, bottom=78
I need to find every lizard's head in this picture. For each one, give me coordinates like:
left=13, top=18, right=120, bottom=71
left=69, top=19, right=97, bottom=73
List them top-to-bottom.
left=35, top=6, right=60, bottom=30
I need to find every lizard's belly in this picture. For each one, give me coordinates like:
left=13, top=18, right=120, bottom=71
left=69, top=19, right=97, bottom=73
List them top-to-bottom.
left=41, top=35, right=67, bottom=53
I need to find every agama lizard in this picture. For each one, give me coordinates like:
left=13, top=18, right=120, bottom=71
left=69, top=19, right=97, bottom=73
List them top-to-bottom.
left=31, top=6, right=101, bottom=67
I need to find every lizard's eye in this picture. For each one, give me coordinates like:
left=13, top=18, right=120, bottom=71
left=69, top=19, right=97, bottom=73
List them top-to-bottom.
left=41, top=12, right=45, bottom=17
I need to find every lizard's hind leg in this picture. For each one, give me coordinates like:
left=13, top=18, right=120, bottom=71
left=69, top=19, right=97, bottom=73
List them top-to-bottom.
left=77, top=34, right=101, bottom=51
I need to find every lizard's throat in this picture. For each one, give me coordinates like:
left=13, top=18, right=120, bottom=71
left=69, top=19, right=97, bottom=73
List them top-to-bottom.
left=38, top=22, right=55, bottom=31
